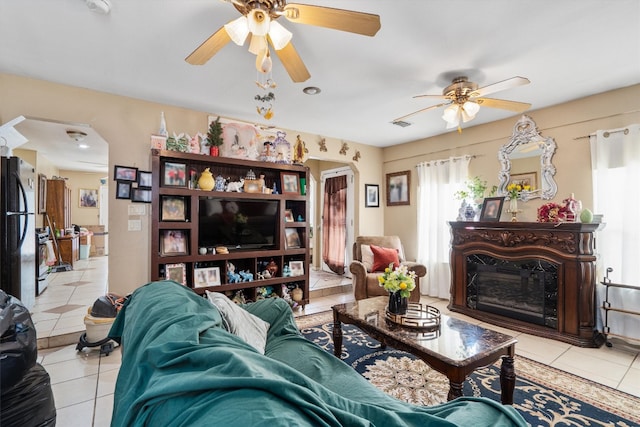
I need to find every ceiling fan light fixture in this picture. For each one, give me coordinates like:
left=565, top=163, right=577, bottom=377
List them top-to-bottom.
left=247, top=9, right=271, bottom=36
left=224, top=16, right=250, bottom=45
left=268, top=21, right=292, bottom=50
left=248, top=34, right=268, bottom=55
left=462, top=100, right=480, bottom=117
left=442, top=104, right=459, bottom=124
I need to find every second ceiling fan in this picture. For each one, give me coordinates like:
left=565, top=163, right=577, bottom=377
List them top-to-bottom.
left=185, top=0, right=381, bottom=82
left=394, top=76, right=531, bottom=131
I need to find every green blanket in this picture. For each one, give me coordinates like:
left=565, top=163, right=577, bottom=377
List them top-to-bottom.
left=109, top=281, right=526, bottom=427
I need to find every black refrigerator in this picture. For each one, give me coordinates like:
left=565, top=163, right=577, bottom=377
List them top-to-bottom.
left=1, top=156, right=36, bottom=310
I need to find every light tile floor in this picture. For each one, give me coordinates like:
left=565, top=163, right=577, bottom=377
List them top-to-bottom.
left=31, top=257, right=640, bottom=426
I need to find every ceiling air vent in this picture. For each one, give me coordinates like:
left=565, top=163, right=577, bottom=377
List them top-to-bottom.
left=392, top=120, right=412, bottom=128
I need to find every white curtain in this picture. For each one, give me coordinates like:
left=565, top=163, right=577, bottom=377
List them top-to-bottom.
left=590, top=124, right=640, bottom=341
left=416, top=156, right=470, bottom=298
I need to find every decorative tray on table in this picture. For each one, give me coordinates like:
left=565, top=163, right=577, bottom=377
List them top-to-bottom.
left=385, top=302, right=441, bottom=330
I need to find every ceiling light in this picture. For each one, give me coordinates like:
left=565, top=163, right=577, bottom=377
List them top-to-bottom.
left=247, top=9, right=270, bottom=36
left=224, top=16, right=249, bottom=45
left=268, top=21, right=292, bottom=50
left=248, top=34, right=268, bottom=55
left=303, top=87, right=321, bottom=95
left=462, top=101, right=480, bottom=117
left=66, top=130, right=87, bottom=142
left=78, top=143, right=89, bottom=149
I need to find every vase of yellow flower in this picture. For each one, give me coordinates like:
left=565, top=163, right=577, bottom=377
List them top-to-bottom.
left=506, top=182, right=531, bottom=222
left=378, top=264, right=417, bottom=315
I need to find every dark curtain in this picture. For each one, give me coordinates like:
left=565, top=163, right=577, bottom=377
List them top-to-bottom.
left=322, top=175, right=347, bottom=274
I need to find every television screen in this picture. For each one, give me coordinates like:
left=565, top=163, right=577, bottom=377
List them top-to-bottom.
left=198, top=197, right=279, bottom=250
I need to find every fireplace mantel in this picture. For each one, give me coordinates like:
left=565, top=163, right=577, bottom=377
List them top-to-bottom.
left=449, top=221, right=601, bottom=347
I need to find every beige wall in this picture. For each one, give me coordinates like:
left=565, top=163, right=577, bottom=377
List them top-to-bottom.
left=0, top=73, right=384, bottom=295
left=3, top=73, right=637, bottom=294
left=382, top=84, right=640, bottom=261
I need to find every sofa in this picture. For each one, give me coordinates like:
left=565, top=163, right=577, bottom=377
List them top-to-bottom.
left=350, top=236, right=427, bottom=303
left=108, top=281, right=526, bottom=426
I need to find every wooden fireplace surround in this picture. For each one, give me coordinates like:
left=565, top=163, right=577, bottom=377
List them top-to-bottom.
left=449, top=221, right=601, bottom=347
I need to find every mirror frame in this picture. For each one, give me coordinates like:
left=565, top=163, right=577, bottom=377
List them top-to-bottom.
left=498, top=115, right=557, bottom=201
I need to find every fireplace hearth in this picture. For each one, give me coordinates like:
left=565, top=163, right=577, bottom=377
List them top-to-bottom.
left=449, top=221, right=601, bottom=347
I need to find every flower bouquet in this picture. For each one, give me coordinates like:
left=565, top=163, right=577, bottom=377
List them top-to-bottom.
left=506, top=182, right=531, bottom=200
left=537, top=202, right=571, bottom=223
left=378, top=264, right=417, bottom=299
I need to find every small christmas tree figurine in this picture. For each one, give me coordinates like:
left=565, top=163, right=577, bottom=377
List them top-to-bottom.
left=206, top=116, right=224, bottom=156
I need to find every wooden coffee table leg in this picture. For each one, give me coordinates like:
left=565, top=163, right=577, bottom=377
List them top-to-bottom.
left=332, top=313, right=343, bottom=358
left=500, top=355, right=516, bottom=405
left=447, top=381, right=464, bottom=401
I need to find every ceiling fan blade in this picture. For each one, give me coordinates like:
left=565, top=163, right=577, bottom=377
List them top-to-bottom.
left=283, top=4, right=381, bottom=36
left=185, top=27, right=232, bottom=65
left=272, top=41, right=311, bottom=82
left=473, top=76, right=530, bottom=97
left=413, top=94, right=449, bottom=100
left=476, top=98, right=531, bottom=112
left=393, top=102, right=451, bottom=123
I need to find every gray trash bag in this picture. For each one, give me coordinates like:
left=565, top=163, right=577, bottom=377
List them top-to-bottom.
left=0, top=290, right=37, bottom=393
left=0, top=363, right=56, bottom=427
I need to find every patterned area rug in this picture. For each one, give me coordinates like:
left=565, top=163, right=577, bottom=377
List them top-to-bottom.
left=295, top=312, right=640, bottom=426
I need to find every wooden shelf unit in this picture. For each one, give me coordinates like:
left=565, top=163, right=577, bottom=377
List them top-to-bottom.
left=150, top=149, right=310, bottom=306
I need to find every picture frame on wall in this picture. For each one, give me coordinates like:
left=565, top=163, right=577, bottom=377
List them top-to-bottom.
left=162, top=162, right=187, bottom=187
left=114, top=165, right=138, bottom=182
left=138, top=170, right=152, bottom=188
left=386, top=171, right=410, bottom=206
left=280, top=172, right=299, bottom=195
left=38, top=174, right=47, bottom=214
left=116, top=181, right=131, bottom=200
left=365, top=184, right=379, bottom=208
left=79, top=188, right=98, bottom=208
left=131, top=188, right=152, bottom=203
left=160, top=196, right=186, bottom=221
left=479, top=196, right=505, bottom=222
left=284, top=228, right=301, bottom=249
left=160, top=230, right=188, bottom=256
left=165, top=263, right=187, bottom=286
left=194, top=266, right=221, bottom=288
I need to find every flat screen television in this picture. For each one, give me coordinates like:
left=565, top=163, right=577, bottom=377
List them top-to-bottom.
left=198, top=197, right=279, bottom=251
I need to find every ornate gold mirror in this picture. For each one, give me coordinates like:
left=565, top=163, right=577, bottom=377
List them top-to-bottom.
left=498, top=115, right=557, bottom=201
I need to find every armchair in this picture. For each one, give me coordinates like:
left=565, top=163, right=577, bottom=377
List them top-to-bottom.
left=350, top=236, right=426, bottom=303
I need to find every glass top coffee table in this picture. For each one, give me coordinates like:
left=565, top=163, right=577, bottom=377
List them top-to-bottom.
left=332, top=296, right=517, bottom=404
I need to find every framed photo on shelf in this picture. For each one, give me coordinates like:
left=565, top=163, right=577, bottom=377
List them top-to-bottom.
left=163, top=162, right=187, bottom=187
left=114, top=165, right=138, bottom=182
left=138, top=170, right=152, bottom=188
left=386, top=170, right=410, bottom=206
left=280, top=172, right=299, bottom=195
left=243, top=179, right=262, bottom=193
left=116, top=181, right=131, bottom=200
left=365, top=184, right=379, bottom=208
left=79, top=188, right=98, bottom=208
left=131, top=188, right=152, bottom=203
left=160, top=196, right=186, bottom=221
left=479, top=196, right=505, bottom=222
left=284, top=209, right=294, bottom=222
left=284, top=228, right=301, bottom=249
left=160, top=230, right=188, bottom=256
left=289, top=260, right=304, bottom=276
left=165, top=263, right=187, bottom=286
left=194, top=267, right=221, bottom=288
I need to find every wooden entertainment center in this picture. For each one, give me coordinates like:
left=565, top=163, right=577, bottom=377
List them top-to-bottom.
left=150, top=149, right=310, bottom=306
left=449, top=221, right=601, bottom=347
